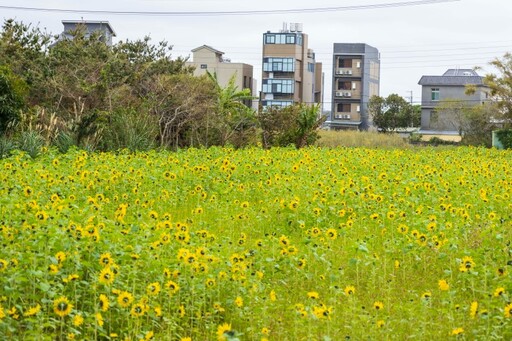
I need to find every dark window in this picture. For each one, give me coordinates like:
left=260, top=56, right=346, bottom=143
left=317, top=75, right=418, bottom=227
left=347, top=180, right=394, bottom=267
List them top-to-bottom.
left=338, top=59, right=353, bottom=68
left=337, top=103, right=351, bottom=112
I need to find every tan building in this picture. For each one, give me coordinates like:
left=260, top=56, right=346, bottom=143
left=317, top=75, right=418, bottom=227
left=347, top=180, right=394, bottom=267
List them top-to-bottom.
left=261, top=23, right=322, bottom=108
left=186, top=45, right=254, bottom=107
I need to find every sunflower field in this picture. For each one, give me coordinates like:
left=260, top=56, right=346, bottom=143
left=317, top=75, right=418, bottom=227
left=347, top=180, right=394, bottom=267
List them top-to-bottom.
left=1, top=146, right=511, bottom=340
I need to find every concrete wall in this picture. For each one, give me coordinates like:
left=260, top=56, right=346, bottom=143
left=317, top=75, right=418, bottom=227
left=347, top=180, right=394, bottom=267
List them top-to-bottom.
left=420, top=85, right=487, bottom=130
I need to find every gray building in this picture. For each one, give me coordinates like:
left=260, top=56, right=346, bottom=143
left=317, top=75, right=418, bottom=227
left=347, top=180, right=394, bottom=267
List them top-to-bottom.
left=61, top=20, right=116, bottom=46
left=330, top=43, right=380, bottom=130
left=418, top=69, right=488, bottom=136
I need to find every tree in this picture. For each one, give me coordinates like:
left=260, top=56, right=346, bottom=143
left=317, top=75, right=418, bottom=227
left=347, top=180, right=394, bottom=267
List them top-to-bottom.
left=481, top=52, right=512, bottom=126
left=0, top=66, right=27, bottom=134
left=206, top=71, right=257, bottom=147
left=368, top=94, right=419, bottom=132
left=433, top=99, right=498, bottom=146
left=258, top=103, right=324, bottom=149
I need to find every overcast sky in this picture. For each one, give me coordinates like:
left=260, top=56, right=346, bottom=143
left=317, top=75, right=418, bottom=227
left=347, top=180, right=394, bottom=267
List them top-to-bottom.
left=2, top=0, right=512, bottom=108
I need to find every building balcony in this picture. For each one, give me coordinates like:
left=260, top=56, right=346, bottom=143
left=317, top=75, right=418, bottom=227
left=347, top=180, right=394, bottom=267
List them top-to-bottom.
left=334, top=68, right=361, bottom=77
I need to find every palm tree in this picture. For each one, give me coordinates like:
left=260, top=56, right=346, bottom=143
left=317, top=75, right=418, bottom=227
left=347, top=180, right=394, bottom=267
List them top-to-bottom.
left=206, top=71, right=257, bottom=147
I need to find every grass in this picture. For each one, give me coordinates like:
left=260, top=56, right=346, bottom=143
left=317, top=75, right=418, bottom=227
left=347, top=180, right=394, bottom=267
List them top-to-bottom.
left=317, top=130, right=411, bottom=148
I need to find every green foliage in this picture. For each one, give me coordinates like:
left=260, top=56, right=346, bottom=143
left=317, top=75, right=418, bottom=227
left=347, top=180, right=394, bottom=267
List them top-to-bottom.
left=483, top=52, right=512, bottom=124
left=0, top=66, right=27, bottom=133
left=207, top=71, right=257, bottom=147
left=368, top=94, right=418, bottom=132
left=258, top=104, right=324, bottom=148
left=101, top=107, right=158, bottom=152
left=495, top=129, right=512, bottom=149
left=16, top=130, right=44, bottom=158
left=53, top=131, right=75, bottom=154
left=0, top=135, right=16, bottom=158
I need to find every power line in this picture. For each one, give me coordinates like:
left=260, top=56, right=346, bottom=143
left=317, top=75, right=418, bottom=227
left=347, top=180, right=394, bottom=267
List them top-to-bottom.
left=0, top=0, right=461, bottom=16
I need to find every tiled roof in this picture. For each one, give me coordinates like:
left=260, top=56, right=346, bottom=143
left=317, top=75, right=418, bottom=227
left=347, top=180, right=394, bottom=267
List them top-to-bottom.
left=418, top=75, right=485, bottom=86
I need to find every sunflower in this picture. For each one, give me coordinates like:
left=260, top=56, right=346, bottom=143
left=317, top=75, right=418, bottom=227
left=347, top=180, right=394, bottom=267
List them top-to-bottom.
left=326, top=228, right=337, bottom=240
left=55, top=251, right=66, bottom=264
left=99, top=252, right=114, bottom=267
left=459, top=256, right=475, bottom=273
left=0, top=259, right=8, bottom=271
left=98, top=267, right=115, bottom=285
left=205, top=278, right=216, bottom=288
left=438, top=279, right=450, bottom=291
left=166, top=280, right=180, bottom=295
left=147, top=282, right=161, bottom=296
left=344, top=286, right=355, bottom=296
left=494, top=287, right=505, bottom=297
left=117, top=291, right=134, bottom=308
left=307, top=291, right=319, bottom=299
left=421, top=292, right=431, bottom=300
left=99, top=294, right=109, bottom=312
left=53, top=296, right=73, bottom=317
left=234, top=296, right=243, bottom=308
left=374, top=301, right=384, bottom=310
left=470, top=301, right=478, bottom=319
left=130, top=303, right=146, bottom=317
left=505, top=303, right=512, bottom=318
left=23, top=304, right=41, bottom=317
left=96, top=312, right=104, bottom=327
left=73, top=314, right=84, bottom=327
left=217, top=322, right=233, bottom=341
left=451, top=327, right=464, bottom=335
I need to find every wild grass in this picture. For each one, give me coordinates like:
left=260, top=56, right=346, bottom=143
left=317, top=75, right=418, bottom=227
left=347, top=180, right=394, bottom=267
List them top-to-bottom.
left=316, top=130, right=411, bottom=148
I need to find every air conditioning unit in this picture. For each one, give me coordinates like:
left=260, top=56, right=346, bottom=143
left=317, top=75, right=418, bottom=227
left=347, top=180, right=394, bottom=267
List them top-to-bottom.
left=336, top=70, right=343, bottom=75
left=344, top=70, right=353, bottom=75
left=335, top=91, right=344, bottom=97
left=344, top=92, right=352, bottom=97
left=334, top=114, right=342, bottom=119
left=344, top=114, right=352, bottom=119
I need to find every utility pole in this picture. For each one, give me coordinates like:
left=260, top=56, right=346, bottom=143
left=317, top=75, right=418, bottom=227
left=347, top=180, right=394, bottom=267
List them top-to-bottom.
left=406, top=90, right=413, bottom=105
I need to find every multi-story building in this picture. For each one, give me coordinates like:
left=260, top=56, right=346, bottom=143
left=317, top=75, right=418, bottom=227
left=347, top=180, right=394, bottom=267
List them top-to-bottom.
left=60, top=20, right=116, bottom=46
left=261, top=23, right=322, bottom=109
left=330, top=43, right=380, bottom=130
left=186, top=45, right=254, bottom=108
left=418, top=69, right=489, bottom=138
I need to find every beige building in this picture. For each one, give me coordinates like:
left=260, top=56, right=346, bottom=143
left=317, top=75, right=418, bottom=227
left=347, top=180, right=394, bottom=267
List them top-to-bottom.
left=261, top=23, right=322, bottom=108
left=186, top=45, right=254, bottom=107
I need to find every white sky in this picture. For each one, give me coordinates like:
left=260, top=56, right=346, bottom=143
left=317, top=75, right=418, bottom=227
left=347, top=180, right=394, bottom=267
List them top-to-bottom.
left=2, top=0, right=512, bottom=108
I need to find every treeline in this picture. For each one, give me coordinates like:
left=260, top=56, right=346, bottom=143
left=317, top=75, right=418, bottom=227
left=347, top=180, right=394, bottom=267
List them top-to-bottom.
left=0, top=20, right=323, bottom=157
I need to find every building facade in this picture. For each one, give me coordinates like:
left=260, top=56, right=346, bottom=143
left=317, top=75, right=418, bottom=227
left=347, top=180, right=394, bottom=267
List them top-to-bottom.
left=61, top=20, right=116, bottom=46
left=261, top=23, right=322, bottom=109
left=330, top=43, right=380, bottom=130
left=186, top=45, right=254, bottom=108
left=418, top=69, right=488, bottom=136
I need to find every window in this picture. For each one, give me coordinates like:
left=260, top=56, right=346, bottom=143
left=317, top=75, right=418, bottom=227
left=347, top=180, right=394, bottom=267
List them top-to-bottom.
left=264, top=33, right=302, bottom=45
left=263, top=58, right=295, bottom=72
left=338, top=58, right=353, bottom=68
left=307, top=62, right=315, bottom=72
left=200, top=64, right=207, bottom=69
left=262, top=79, right=294, bottom=94
left=338, top=81, right=351, bottom=90
left=431, top=88, right=440, bottom=101
left=262, top=100, right=293, bottom=108
left=337, top=103, right=351, bottom=112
